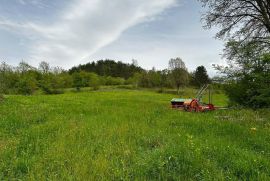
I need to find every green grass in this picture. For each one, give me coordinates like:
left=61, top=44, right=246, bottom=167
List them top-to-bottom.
left=0, top=90, right=269, bottom=180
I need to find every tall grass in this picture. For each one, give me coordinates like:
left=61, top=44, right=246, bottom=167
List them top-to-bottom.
left=0, top=90, right=269, bottom=180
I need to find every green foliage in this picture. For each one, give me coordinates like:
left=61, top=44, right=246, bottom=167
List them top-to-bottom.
left=216, top=41, right=270, bottom=108
left=168, top=58, right=189, bottom=93
left=69, top=59, right=143, bottom=79
left=1, top=60, right=204, bottom=95
left=0, top=62, right=18, bottom=94
left=193, top=66, right=210, bottom=87
left=16, top=72, right=38, bottom=95
left=72, top=72, right=83, bottom=91
left=88, top=72, right=100, bottom=90
left=126, top=72, right=142, bottom=88
left=39, top=73, right=64, bottom=94
left=103, top=76, right=125, bottom=86
left=16, top=77, right=36, bottom=95
left=0, top=90, right=269, bottom=180
left=0, top=94, right=3, bottom=102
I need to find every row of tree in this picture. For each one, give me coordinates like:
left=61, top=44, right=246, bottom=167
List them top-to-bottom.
left=0, top=59, right=210, bottom=95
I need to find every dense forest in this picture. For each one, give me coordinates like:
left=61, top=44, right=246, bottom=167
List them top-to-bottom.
left=69, top=60, right=143, bottom=79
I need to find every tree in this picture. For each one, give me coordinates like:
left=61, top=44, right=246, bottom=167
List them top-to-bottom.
left=199, top=0, right=270, bottom=44
left=214, top=40, right=270, bottom=108
left=168, top=58, right=189, bottom=94
left=17, top=61, right=35, bottom=74
left=38, top=61, right=50, bottom=74
left=194, top=66, right=210, bottom=87
left=16, top=71, right=38, bottom=95
left=58, top=72, right=73, bottom=88
left=72, top=72, right=83, bottom=91
left=127, top=72, right=142, bottom=88
left=88, top=73, right=100, bottom=90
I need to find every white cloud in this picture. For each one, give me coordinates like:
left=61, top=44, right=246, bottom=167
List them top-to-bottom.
left=1, top=0, right=178, bottom=68
left=17, top=0, right=48, bottom=8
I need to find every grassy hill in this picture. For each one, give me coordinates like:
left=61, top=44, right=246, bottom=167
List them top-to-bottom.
left=0, top=90, right=269, bottom=180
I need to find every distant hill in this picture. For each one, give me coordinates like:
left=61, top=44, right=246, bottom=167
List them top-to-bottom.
left=69, top=60, right=144, bottom=79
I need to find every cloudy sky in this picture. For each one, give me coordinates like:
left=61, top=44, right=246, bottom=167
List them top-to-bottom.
left=0, top=0, right=224, bottom=75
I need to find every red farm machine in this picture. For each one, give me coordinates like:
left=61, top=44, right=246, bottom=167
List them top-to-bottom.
left=171, top=84, right=215, bottom=112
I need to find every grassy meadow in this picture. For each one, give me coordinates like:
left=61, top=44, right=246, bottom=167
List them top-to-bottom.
left=0, top=89, right=270, bottom=180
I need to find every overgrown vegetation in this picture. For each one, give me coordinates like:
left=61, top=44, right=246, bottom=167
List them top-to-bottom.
left=215, top=41, right=270, bottom=108
left=0, top=59, right=210, bottom=95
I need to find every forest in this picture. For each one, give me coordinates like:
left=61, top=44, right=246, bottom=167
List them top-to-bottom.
left=0, top=58, right=210, bottom=95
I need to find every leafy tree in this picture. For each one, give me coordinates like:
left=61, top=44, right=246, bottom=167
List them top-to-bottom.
left=199, top=0, right=270, bottom=44
left=215, top=40, right=270, bottom=108
left=168, top=57, right=189, bottom=94
left=69, top=59, right=143, bottom=79
left=17, top=61, right=35, bottom=74
left=194, top=66, right=210, bottom=87
left=16, top=72, right=38, bottom=95
left=58, top=72, right=73, bottom=88
left=72, top=72, right=83, bottom=91
left=126, top=72, right=142, bottom=88
left=39, top=73, right=64, bottom=94
left=88, top=73, right=100, bottom=90
left=104, top=76, right=125, bottom=85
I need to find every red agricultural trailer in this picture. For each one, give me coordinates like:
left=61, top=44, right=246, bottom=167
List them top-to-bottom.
left=171, top=84, right=215, bottom=112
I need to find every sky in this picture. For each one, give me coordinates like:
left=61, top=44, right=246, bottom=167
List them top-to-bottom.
left=0, top=0, right=224, bottom=76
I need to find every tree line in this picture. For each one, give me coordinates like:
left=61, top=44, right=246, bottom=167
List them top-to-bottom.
left=0, top=59, right=210, bottom=95
left=69, top=59, right=143, bottom=79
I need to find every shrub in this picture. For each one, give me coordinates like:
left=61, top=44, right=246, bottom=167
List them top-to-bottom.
left=16, top=76, right=37, bottom=95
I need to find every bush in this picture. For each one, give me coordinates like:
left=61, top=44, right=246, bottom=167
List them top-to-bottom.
left=217, top=41, right=270, bottom=108
left=39, top=73, right=64, bottom=94
left=88, top=73, right=100, bottom=90
left=104, top=76, right=125, bottom=85
left=225, top=76, right=270, bottom=108
left=16, top=77, right=37, bottom=95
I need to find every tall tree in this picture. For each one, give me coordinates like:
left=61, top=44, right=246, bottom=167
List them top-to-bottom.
left=199, top=0, right=270, bottom=44
left=215, top=40, right=270, bottom=107
left=168, top=57, right=189, bottom=94
left=17, top=61, right=35, bottom=74
left=38, top=61, right=50, bottom=74
left=194, top=66, right=210, bottom=87
left=72, top=72, right=83, bottom=91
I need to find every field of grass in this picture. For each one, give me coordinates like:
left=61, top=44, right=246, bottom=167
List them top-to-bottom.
left=0, top=90, right=270, bottom=180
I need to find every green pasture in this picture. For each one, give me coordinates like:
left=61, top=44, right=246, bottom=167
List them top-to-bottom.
left=0, top=90, right=269, bottom=180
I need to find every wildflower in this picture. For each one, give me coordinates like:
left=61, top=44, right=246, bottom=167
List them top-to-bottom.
left=250, top=127, right=257, bottom=131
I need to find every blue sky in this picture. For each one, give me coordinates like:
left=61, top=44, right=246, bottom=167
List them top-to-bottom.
left=0, top=0, right=224, bottom=75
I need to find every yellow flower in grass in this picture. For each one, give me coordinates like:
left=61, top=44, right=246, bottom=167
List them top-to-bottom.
left=250, top=127, right=257, bottom=131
